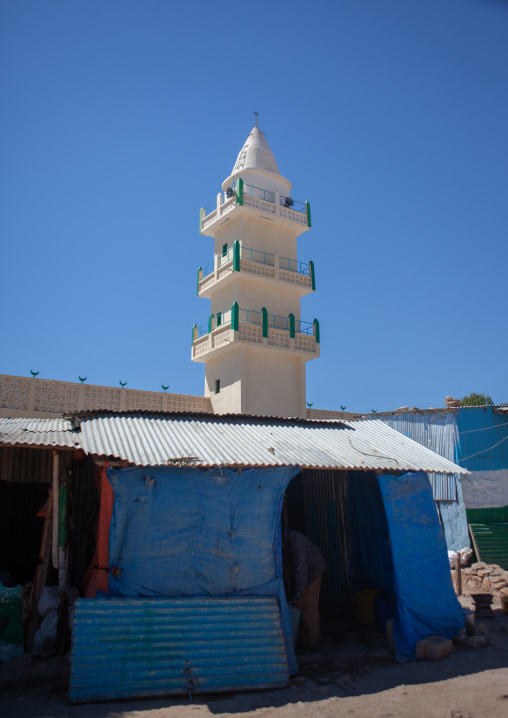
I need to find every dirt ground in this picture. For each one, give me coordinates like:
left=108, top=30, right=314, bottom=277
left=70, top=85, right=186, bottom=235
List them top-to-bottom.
left=1, top=592, right=508, bottom=718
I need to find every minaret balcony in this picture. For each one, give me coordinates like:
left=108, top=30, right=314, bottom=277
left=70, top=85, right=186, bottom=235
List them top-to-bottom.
left=199, top=178, right=311, bottom=237
left=197, top=242, right=315, bottom=298
left=191, top=304, right=320, bottom=363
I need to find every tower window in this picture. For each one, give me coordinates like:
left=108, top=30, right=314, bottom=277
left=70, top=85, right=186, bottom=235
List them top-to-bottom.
left=215, top=379, right=220, bottom=394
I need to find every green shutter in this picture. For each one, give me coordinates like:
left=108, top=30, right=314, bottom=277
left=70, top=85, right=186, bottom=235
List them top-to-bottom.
left=236, top=178, right=244, bottom=206
left=306, top=201, right=311, bottom=228
left=199, top=208, right=205, bottom=232
left=233, top=240, right=240, bottom=272
left=309, top=260, right=316, bottom=291
left=197, top=267, right=202, bottom=295
left=231, top=301, right=239, bottom=331
left=262, top=307, right=268, bottom=338
left=289, top=313, right=295, bottom=339
left=208, top=314, right=215, bottom=333
left=313, top=318, right=320, bottom=344
left=192, top=323, right=197, bottom=346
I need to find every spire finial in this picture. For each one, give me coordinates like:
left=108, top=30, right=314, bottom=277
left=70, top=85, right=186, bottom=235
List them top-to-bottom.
left=254, top=111, right=259, bottom=127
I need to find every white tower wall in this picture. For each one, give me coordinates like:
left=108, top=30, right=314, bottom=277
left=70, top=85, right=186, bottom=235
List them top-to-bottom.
left=192, top=126, right=319, bottom=418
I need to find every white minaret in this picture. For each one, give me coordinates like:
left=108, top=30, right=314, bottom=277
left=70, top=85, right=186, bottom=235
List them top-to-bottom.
left=192, top=125, right=319, bottom=417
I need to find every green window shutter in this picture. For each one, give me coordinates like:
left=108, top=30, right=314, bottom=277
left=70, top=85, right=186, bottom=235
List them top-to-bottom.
left=236, top=178, right=244, bottom=206
left=306, top=201, right=311, bottom=228
left=199, top=208, right=205, bottom=232
left=233, top=240, right=240, bottom=272
left=222, top=243, right=228, bottom=256
left=309, top=260, right=316, bottom=291
left=197, top=267, right=202, bottom=295
left=231, top=301, right=239, bottom=331
left=262, top=307, right=268, bottom=338
left=217, top=311, right=222, bottom=327
left=289, top=313, right=295, bottom=339
left=208, top=314, right=215, bottom=333
left=313, top=319, right=320, bottom=344
left=192, top=323, right=197, bottom=346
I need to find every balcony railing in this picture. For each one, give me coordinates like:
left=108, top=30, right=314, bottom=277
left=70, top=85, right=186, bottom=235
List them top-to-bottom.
left=200, top=178, right=311, bottom=231
left=197, top=242, right=315, bottom=294
left=192, top=303, right=319, bottom=343
left=191, top=304, right=320, bottom=361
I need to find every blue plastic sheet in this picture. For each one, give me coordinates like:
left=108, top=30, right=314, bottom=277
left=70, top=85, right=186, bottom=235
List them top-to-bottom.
left=107, top=465, right=299, bottom=674
left=347, top=470, right=394, bottom=595
left=378, top=472, right=464, bottom=662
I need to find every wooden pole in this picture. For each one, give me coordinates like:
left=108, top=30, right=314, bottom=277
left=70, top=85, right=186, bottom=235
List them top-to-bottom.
left=52, top=451, right=59, bottom=569
left=56, top=474, right=69, bottom=654
left=26, top=490, right=53, bottom=653
left=455, top=551, right=462, bottom=596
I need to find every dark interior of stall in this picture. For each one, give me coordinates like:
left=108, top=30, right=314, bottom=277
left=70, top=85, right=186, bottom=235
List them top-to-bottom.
left=0, top=447, right=99, bottom=656
left=284, top=468, right=396, bottom=644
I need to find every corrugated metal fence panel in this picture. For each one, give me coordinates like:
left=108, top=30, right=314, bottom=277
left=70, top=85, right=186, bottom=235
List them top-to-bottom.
left=456, top=407, right=508, bottom=473
left=365, top=412, right=460, bottom=501
left=428, top=473, right=458, bottom=501
left=469, top=523, right=508, bottom=569
left=70, top=596, right=289, bottom=703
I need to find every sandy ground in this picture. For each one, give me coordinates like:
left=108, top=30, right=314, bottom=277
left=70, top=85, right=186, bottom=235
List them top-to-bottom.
left=1, top=593, right=507, bottom=718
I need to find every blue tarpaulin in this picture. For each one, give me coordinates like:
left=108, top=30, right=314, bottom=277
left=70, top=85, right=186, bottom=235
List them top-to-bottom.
left=107, top=465, right=299, bottom=674
left=347, top=470, right=394, bottom=595
left=378, top=471, right=464, bottom=662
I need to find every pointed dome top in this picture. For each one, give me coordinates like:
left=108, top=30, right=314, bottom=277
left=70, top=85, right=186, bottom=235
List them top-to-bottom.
left=231, top=126, right=280, bottom=176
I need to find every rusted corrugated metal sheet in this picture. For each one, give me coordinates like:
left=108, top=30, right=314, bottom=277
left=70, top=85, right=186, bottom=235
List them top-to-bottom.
left=77, top=413, right=468, bottom=474
left=0, top=446, right=75, bottom=483
left=300, top=469, right=349, bottom=604
left=69, top=596, right=289, bottom=703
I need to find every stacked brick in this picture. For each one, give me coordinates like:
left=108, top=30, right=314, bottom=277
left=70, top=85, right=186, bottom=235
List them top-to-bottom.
left=457, top=561, right=508, bottom=596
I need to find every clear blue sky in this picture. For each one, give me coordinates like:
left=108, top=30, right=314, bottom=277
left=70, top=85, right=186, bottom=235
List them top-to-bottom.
left=1, top=0, right=507, bottom=413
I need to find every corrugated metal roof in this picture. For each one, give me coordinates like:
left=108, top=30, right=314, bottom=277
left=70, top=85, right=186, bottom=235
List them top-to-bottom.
left=77, top=412, right=468, bottom=474
left=0, top=417, right=81, bottom=449
left=70, top=596, right=289, bottom=703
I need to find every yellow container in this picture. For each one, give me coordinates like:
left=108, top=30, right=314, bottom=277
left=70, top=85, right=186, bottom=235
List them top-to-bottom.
left=355, top=589, right=381, bottom=626
left=501, top=595, right=508, bottom=616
